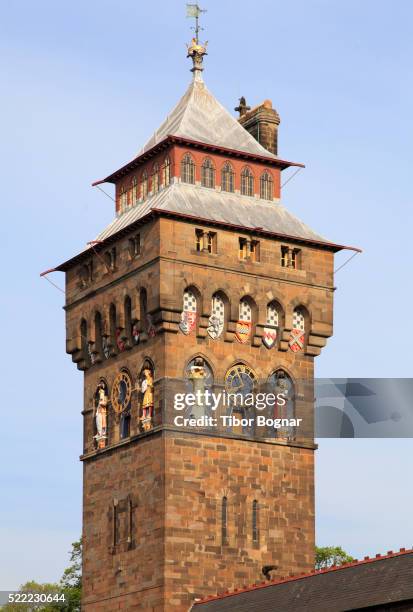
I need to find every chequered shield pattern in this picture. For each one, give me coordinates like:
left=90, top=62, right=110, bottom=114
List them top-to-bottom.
left=183, top=290, right=197, bottom=313
left=212, top=295, right=225, bottom=321
left=239, top=299, right=252, bottom=322
left=266, top=303, right=279, bottom=326
left=293, top=308, right=305, bottom=331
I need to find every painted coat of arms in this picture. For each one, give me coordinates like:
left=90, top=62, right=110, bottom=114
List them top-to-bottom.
left=179, top=290, right=197, bottom=335
left=207, top=295, right=225, bottom=339
left=236, top=299, right=252, bottom=343
left=179, top=311, right=197, bottom=335
left=235, top=320, right=251, bottom=344
left=263, top=326, right=277, bottom=349
left=289, top=328, right=305, bottom=352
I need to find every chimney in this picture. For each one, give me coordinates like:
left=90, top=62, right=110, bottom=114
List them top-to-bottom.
left=235, top=98, right=280, bottom=155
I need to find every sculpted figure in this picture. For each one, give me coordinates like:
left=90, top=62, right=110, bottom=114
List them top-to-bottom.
left=187, top=357, right=207, bottom=419
left=140, top=364, right=154, bottom=431
left=94, top=383, right=108, bottom=448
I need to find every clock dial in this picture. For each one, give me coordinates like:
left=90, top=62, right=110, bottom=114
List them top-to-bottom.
left=225, top=364, right=257, bottom=396
left=111, top=371, right=132, bottom=414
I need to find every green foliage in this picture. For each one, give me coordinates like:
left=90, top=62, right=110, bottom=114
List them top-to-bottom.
left=59, top=539, right=82, bottom=611
left=0, top=540, right=82, bottom=612
left=315, top=545, right=355, bottom=570
left=0, top=581, right=60, bottom=611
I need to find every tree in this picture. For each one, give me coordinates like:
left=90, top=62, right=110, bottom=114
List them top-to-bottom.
left=59, top=539, right=82, bottom=611
left=0, top=540, right=82, bottom=612
left=315, top=545, right=355, bottom=570
left=0, top=581, right=61, bottom=611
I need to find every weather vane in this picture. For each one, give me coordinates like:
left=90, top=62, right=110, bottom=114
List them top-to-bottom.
left=186, top=3, right=207, bottom=45
left=186, top=3, right=208, bottom=79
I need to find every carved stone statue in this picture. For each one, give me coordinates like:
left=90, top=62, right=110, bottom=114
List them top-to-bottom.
left=187, top=357, right=207, bottom=419
left=140, top=363, right=154, bottom=431
left=94, top=382, right=108, bottom=448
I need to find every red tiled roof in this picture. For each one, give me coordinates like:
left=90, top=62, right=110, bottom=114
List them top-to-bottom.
left=192, top=547, right=413, bottom=608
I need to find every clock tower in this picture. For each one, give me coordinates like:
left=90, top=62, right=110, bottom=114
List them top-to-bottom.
left=54, top=34, right=352, bottom=612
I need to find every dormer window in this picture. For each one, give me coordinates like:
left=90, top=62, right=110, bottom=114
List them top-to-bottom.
left=181, top=153, right=195, bottom=184
left=163, top=157, right=171, bottom=186
left=201, top=158, right=215, bottom=188
left=221, top=162, right=234, bottom=193
left=152, top=163, right=160, bottom=193
left=241, top=166, right=254, bottom=196
left=141, top=171, right=148, bottom=200
left=260, top=171, right=273, bottom=200
left=131, top=176, right=137, bottom=206
left=119, top=186, right=127, bottom=211
left=195, top=229, right=217, bottom=254
left=128, top=234, right=141, bottom=259
left=239, top=238, right=248, bottom=260
left=281, top=246, right=301, bottom=269
left=104, top=247, right=116, bottom=272
left=79, top=261, right=93, bottom=287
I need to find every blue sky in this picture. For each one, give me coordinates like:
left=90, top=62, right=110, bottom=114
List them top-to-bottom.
left=0, top=0, right=412, bottom=588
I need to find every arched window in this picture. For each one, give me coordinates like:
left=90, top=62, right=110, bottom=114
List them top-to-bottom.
left=181, top=153, right=195, bottom=184
left=162, top=157, right=171, bottom=186
left=201, top=158, right=215, bottom=188
left=221, top=162, right=234, bottom=192
left=151, top=163, right=160, bottom=193
left=241, top=166, right=254, bottom=196
left=141, top=171, right=148, bottom=200
left=260, top=171, right=273, bottom=200
left=131, top=176, right=137, bottom=206
left=119, top=186, right=127, bottom=211
left=139, top=287, right=155, bottom=338
left=179, top=288, right=198, bottom=335
left=207, top=293, right=226, bottom=340
left=124, top=296, right=132, bottom=347
left=239, top=298, right=252, bottom=323
left=109, top=304, right=117, bottom=353
left=293, top=307, right=305, bottom=331
left=94, top=311, right=104, bottom=361
left=80, top=318, right=89, bottom=366
left=184, top=357, right=214, bottom=419
left=185, top=357, right=214, bottom=391
left=268, top=370, right=295, bottom=438
left=221, top=497, right=228, bottom=545
left=252, top=500, right=259, bottom=543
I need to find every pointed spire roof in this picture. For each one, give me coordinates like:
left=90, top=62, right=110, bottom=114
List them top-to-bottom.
left=137, top=77, right=278, bottom=160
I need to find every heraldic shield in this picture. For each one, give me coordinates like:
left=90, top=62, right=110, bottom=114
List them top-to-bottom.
left=179, top=289, right=197, bottom=335
left=207, top=295, right=225, bottom=339
left=179, top=311, right=197, bottom=335
left=235, top=320, right=251, bottom=344
left=263, top=326, right=277, bottom=349
left=289, top=328, right=305, bottom=352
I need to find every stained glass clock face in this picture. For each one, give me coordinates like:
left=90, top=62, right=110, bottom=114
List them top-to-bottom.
left=225, top=363, right=257, bottom=397
left=111, top=371, right=132, bottom=414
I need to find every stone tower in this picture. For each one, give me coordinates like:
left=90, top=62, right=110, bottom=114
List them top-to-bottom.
left=54, top=37, right=349, bottom=611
